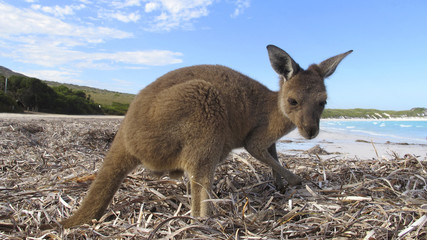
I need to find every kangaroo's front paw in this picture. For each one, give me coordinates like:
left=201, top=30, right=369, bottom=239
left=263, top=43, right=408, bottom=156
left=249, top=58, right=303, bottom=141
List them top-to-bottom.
left=287, top=175, right=302, bottom=186
left=273, top=179, right=286, bottom=193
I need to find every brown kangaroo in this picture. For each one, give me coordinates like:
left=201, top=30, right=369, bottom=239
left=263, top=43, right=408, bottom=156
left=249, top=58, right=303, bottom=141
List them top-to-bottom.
left=61, top=45, right=352, bottom=228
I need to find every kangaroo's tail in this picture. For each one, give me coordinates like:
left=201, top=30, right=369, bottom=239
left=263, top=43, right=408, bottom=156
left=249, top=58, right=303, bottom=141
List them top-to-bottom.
left=61, top=131, right=139, bottom=228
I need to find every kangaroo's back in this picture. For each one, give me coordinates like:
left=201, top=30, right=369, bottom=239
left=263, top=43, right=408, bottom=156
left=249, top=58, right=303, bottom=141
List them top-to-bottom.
left=127, top=64, right=275, bottom=148
left=142, top=64, right=270, bottom=96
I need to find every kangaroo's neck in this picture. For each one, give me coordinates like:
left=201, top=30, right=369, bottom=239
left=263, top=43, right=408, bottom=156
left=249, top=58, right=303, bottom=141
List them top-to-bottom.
left=265, top=90, right=296, bottom=141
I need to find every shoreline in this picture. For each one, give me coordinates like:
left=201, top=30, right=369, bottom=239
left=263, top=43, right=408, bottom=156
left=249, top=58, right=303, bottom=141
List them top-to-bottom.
left=2, top=112, right=426, bottom=121
left=322, top=118, right=427, bottom=121
left=277, top=128, right=426, bottom=160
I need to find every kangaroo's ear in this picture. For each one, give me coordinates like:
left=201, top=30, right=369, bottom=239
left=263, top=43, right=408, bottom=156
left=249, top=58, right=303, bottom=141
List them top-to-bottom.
left=267, top=45, right=301, bottom=81
left=318, top=50, right=353, bottom=78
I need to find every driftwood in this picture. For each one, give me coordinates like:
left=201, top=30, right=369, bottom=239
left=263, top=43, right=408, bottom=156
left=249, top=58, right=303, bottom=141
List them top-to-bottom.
left=0, top=117, right=426, bottom=239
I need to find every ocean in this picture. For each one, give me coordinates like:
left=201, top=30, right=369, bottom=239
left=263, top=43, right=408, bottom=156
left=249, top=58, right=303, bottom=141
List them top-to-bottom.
left=321, top=119, right=427, bottom=144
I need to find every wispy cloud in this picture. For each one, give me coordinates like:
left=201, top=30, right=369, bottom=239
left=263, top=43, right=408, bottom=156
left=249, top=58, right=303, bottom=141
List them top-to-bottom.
left=111, top=0, right=142, bottom=8
left=143, top=0, right=214, bottom=31
left=231, top=0, right=250, bottom=18
left=0, top=1, right=251, bottom=86
left=0, top=2, right=182, bottom=69
left=0, top=3, right=131, bottom=41
left=30, top=3, right=86, bottom=18
left=98, top=9, right=141, bottom=23
left=112, top=11, right=141, bottom=22
left=7, top=38, right=182, bottom=68
left=23, top=69, right=83, bottom=84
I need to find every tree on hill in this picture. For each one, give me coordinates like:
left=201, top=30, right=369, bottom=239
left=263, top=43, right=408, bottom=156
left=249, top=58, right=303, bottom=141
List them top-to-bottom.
left=13, top=76, right=56, bottom=112
left=52, top=85, right=102, bottom=114
left=0, top=91, right=23, bottom=113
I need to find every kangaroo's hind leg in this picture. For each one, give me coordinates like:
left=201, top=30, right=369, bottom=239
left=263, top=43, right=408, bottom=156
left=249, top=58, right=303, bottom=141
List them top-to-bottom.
left=170, top=80, right=228, bottom=217
left=180, top=121, right=225, bottom=218
left=182, top=143, right=223, bottom=218
left=189, top=163, right=216, bottom=217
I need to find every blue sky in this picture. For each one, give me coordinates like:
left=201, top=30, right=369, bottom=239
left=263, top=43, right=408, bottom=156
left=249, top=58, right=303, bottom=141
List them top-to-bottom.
left=1, top=0, right=426, bottom=110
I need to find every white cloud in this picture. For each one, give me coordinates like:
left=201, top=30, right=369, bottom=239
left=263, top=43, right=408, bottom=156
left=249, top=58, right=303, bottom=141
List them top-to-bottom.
left=79, top=0, right=92, bottom=4
left=111, top=0, right=142, bottom=8
left=143, top=0, right=213, bottom=31
left=231, top=0, right=250, bottom=18
left=0, top=2, right=183, bottom=69
left=144, top=2, right=159, bottom=12
left=0, top=3, right=131, bottom=41
left=30, top=4, right=85, bottom=18
left=106, top=11, right=141, bottom=23
left=8, top=40, right=182, bottom=67
left=100, top=50, right=183, bottom=66
left=24, top=69, right=83, bottom=84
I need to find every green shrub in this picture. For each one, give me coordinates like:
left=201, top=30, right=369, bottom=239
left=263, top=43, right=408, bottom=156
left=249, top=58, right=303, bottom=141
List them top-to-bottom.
left=0, top=92, right=23, bottom=113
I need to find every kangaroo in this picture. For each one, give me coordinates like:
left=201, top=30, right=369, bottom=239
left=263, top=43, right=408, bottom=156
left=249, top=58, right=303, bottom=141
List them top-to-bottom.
left=61, top=45, right=352, bottom=228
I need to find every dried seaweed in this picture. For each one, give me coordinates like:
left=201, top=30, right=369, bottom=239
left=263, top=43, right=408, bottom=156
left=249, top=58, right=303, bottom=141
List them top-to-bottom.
left=0, top=117, right=426, bottom=239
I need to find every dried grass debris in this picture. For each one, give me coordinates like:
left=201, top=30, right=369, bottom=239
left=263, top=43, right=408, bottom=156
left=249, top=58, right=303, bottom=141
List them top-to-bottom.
left=0, top=117, right=426, bottom=239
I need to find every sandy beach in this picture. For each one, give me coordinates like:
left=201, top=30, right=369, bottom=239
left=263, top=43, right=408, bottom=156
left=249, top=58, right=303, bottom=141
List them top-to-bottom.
left=0, top=112, right=125, bottom=119
left=277, top=127, right=426, bottom=160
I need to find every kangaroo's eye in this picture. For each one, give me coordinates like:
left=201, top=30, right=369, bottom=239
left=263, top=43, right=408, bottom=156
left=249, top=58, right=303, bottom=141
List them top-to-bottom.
left=288, top=98, right=298, bottom=106
left=320, top=101, right=327, bottom=107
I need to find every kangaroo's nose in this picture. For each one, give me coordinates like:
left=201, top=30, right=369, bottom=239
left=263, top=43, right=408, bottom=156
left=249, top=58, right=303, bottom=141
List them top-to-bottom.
left=305, top=127, right=319, bottom=139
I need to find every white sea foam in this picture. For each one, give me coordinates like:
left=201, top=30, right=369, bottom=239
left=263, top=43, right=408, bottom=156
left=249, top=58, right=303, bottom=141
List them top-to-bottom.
left=320, top=120, right=427, bottom=144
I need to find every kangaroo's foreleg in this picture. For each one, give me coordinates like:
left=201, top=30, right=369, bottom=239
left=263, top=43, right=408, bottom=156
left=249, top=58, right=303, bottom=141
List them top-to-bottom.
left=61, top=132, right=139, bottom=228
left=246, top=137, right=302, bottom=187
left=268, top=143, right=286, bottom=191
left=252, top=149, right=301, bottom=186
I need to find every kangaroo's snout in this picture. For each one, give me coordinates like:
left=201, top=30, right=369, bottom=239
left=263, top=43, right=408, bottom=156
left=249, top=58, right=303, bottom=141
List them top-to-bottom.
left=300, top=126, right=319, bottom=139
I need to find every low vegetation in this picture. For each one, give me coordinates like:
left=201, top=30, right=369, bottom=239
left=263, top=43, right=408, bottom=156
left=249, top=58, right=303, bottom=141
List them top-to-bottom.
left=43, top=80, right=135, bottom=107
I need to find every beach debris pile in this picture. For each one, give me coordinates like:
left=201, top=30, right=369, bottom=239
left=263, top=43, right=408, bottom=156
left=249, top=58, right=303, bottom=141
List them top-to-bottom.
left=0, top=117, right=426, bottom=239
left=304, top=144, right=330, bottom=155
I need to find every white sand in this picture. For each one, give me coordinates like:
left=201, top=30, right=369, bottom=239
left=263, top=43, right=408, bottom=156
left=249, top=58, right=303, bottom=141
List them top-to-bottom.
left=0, top=112, right=124, bottom=119
left=278, top=128, right=426, bottom=160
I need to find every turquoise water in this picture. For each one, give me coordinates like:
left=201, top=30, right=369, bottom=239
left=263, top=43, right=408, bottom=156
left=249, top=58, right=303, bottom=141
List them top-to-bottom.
left=321, top=120, right=427, bottom=144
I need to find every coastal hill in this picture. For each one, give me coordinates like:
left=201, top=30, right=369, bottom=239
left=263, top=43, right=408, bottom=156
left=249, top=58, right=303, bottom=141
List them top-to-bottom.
left=0, top=65, right=134, bottom=114
left=0, top=65, right=134, bottom=107
left=1, top=65, right=426, bottom=118
left=0, top=66, right=26, bottom=78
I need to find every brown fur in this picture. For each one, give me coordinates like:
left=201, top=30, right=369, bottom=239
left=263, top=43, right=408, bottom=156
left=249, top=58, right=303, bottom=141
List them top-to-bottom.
left=61, top=45, right=352, bottom=228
